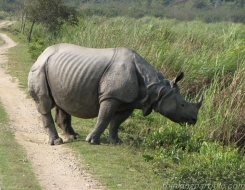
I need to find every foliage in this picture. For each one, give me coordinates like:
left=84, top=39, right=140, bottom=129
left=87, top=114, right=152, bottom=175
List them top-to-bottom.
left=1, top=0, right=245, bottom=23
left=2, top=0, right=80, bottom=42
left=25, top=0, right=79, bottom=32
left=77, top=0, right=245, bottom=23
left=0, top=10, right=9, bottom=20
left=5, top=16, right=245, bottom=188
left=19, top=16, right=244, bottom=149
left=1, top=30, right=35, bottom=90
left=157, top=142, right=245, bottom=188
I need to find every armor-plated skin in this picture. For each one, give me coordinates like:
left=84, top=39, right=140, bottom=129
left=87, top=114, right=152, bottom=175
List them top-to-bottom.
left=28, top=44, right=203, bottom=145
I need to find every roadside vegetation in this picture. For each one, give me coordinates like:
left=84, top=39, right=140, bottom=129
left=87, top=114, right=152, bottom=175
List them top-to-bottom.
left=0, top=0, right=244, bottom=188
left=2, top=14, right=244, bottom=189
left=0, top=100, right=41, bottom=190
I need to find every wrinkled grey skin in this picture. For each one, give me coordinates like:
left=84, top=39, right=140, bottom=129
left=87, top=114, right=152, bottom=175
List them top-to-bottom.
left=28, top=43, right=203, bottom=145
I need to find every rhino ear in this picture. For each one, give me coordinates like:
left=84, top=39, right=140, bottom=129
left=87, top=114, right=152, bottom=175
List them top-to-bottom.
left=171, top=72, right=184, bottom=87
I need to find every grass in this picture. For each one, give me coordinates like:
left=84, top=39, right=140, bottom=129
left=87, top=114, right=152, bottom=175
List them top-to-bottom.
left=3, top=17, right=245, bottom=189
left=23, top=17, right=245, bottom=93
left=1, top=30, right=34, bottom=91
left=0, top=38, right=3, bottom=45
left=0, top=99, right=8, bottom=125
left=0, top=100, right=41, bottom=190
left=62, top=116, right=164, bottom=189
left=69, top=138, right=163, bottom=189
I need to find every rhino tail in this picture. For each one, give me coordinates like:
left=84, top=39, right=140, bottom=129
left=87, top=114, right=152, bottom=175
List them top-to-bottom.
left=28, top=48, right=56, bottom=114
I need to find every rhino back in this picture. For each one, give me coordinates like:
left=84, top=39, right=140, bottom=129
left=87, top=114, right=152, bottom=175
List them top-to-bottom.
left=46, top=44, right=115, bottom=118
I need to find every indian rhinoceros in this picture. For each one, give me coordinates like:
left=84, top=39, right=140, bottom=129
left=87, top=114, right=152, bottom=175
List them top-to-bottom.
left=28, top=43, right=203, bottom=145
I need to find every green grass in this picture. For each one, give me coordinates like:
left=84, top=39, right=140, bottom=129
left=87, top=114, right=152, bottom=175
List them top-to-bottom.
left=20, top=16, right=245, bottom=93
left=4, top=17, right=245, bottom=189
left=2, top=30, right=35, bottom=91
left=0, top=38, right=3, bottom=45
left=0, top=100, right=41, bottom=190
left=0, top=100, right=8, bottom=124
left=63, top=117, right=164, bottom=189
left=69, top=139, right=163, bottom=189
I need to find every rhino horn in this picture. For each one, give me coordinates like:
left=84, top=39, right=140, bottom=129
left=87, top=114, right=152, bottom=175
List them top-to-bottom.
left=171, top=72, right=184, bottom=86
left=196, top=95, right=204, bottom=109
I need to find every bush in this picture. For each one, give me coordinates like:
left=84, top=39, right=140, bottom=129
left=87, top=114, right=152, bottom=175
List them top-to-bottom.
left=142, top=124, right=205, bottom=153
left=157, top=142, right=245, bottom=189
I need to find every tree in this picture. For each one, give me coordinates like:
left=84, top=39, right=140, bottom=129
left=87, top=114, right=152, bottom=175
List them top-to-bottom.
left=23, top=0, right=78, bottom=42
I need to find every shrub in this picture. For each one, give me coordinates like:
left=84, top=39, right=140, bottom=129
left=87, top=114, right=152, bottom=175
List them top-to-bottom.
left=157, top=142, right=245, bottom=189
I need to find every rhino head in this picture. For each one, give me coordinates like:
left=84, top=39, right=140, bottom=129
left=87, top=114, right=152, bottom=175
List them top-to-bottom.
left=143, top=72, right=203, bottom=125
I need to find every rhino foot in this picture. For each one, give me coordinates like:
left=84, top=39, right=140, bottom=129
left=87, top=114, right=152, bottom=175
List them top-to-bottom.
left=85, top=134, right=100, bottom=145
left=49, top=137, right=63, bottom=145
left=107, top=137, right=122, bottom=144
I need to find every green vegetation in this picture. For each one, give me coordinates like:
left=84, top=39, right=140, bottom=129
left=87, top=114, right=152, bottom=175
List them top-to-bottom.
left=1, top=0, right=245, bottom=23
left=77, top=0, right=245, bottom=23
left=3, top=14, right=245, bottom=189
left=4, top=31, right=36, bottom=90
left=0, top=100, right=8, bottom=124
left=0, top=101, right=41, bottom=190
left=69, top=133, right=163, bottom=189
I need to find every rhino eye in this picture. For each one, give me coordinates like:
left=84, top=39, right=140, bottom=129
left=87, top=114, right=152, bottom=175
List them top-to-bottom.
left=181, top=104, right=185, bottom=107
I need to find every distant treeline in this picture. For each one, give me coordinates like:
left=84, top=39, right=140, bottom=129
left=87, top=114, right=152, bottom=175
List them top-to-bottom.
left=0, top=0, right=245, bottom=23
left=63, top=0, right=244, bottom=8
left=68, top=0, right=245, bottom=23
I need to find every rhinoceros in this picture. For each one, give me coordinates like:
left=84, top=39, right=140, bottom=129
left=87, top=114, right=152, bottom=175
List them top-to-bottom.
left=28, top=43, right=203, bottom=145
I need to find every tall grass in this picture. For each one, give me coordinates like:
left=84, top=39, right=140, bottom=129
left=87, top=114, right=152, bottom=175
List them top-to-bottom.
left=8, top=16, right=245, bottom=187
left=26, top=16, right=244, bottom=144
left=30, top=17, right=245, bottom=84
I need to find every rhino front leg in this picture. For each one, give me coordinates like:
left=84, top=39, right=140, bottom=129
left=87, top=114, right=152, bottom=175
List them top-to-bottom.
left=86, top=99, right=120, bottom=145
left=55, top=106, right=80, bottom=140
left=108, top=110, right=133, bottom=144
left=42, top=112, right=63, bottom=145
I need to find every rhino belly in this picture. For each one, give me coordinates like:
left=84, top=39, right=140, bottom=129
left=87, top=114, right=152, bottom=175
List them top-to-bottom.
left=46, top=50, right=111, bottom=118
left=49, top=71, right=100, bottom=118
left=54, top=90, right=100, bottom=119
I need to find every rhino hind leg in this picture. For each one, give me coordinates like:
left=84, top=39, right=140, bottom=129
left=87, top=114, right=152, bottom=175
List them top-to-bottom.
left=86, top=99, right=120, bottom=145
left=55, top=106, right=80, bottom=140
left=107, top=110, right=133, bottom=144
left=42, top=113, right=63, bottom=145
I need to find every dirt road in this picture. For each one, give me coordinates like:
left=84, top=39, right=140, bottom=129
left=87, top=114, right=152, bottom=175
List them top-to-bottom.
left=0, top=21, right=103, bottom=190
